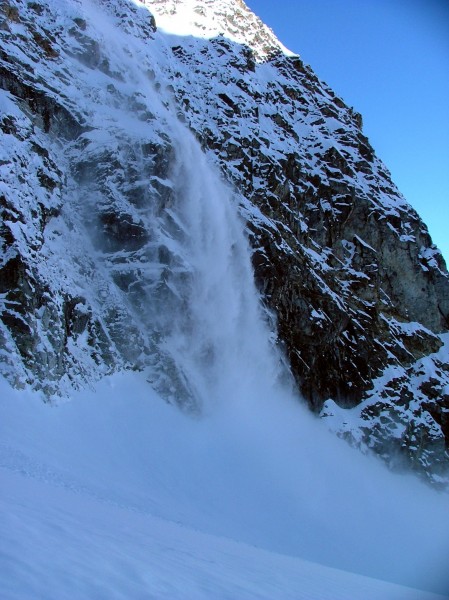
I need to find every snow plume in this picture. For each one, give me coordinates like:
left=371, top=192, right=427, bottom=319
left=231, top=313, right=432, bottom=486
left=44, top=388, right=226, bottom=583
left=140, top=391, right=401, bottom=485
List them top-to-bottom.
left=1, top=0, right=449, bottom=598
left=63, top=0, right=290, bottom=410
left=160, top=127, right=289, bottom=410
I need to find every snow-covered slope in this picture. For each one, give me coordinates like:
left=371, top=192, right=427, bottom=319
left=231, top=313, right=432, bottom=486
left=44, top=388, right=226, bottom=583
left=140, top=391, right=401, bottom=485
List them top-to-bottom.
left=0, top=0, right=448, bottom=483
left=2, top=374, right=449, bottom=598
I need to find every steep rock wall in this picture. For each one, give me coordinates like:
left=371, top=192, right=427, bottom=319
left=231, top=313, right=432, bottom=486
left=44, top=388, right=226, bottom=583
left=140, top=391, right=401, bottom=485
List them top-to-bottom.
left=1, top=0, right=448, bottom=485
left=146, top=1, right=449, bottom=484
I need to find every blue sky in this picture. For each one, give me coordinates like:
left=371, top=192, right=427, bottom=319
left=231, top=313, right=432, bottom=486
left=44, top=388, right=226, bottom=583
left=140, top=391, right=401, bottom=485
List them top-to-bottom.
left=246, top=0, right=449, bottom=265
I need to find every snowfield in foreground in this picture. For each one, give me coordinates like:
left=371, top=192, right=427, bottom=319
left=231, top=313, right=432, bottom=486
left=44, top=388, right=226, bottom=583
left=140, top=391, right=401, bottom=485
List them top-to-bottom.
left=1, top=374, right=448, bottom=599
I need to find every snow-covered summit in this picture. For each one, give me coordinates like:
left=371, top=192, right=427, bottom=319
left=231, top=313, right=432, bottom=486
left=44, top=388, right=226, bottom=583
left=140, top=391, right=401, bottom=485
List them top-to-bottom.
left=146, top=0, right=295, bottom=59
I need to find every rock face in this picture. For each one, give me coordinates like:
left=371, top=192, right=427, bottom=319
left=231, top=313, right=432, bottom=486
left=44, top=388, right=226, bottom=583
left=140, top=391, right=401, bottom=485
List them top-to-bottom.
left=1, top=0, right=448, bottom=486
